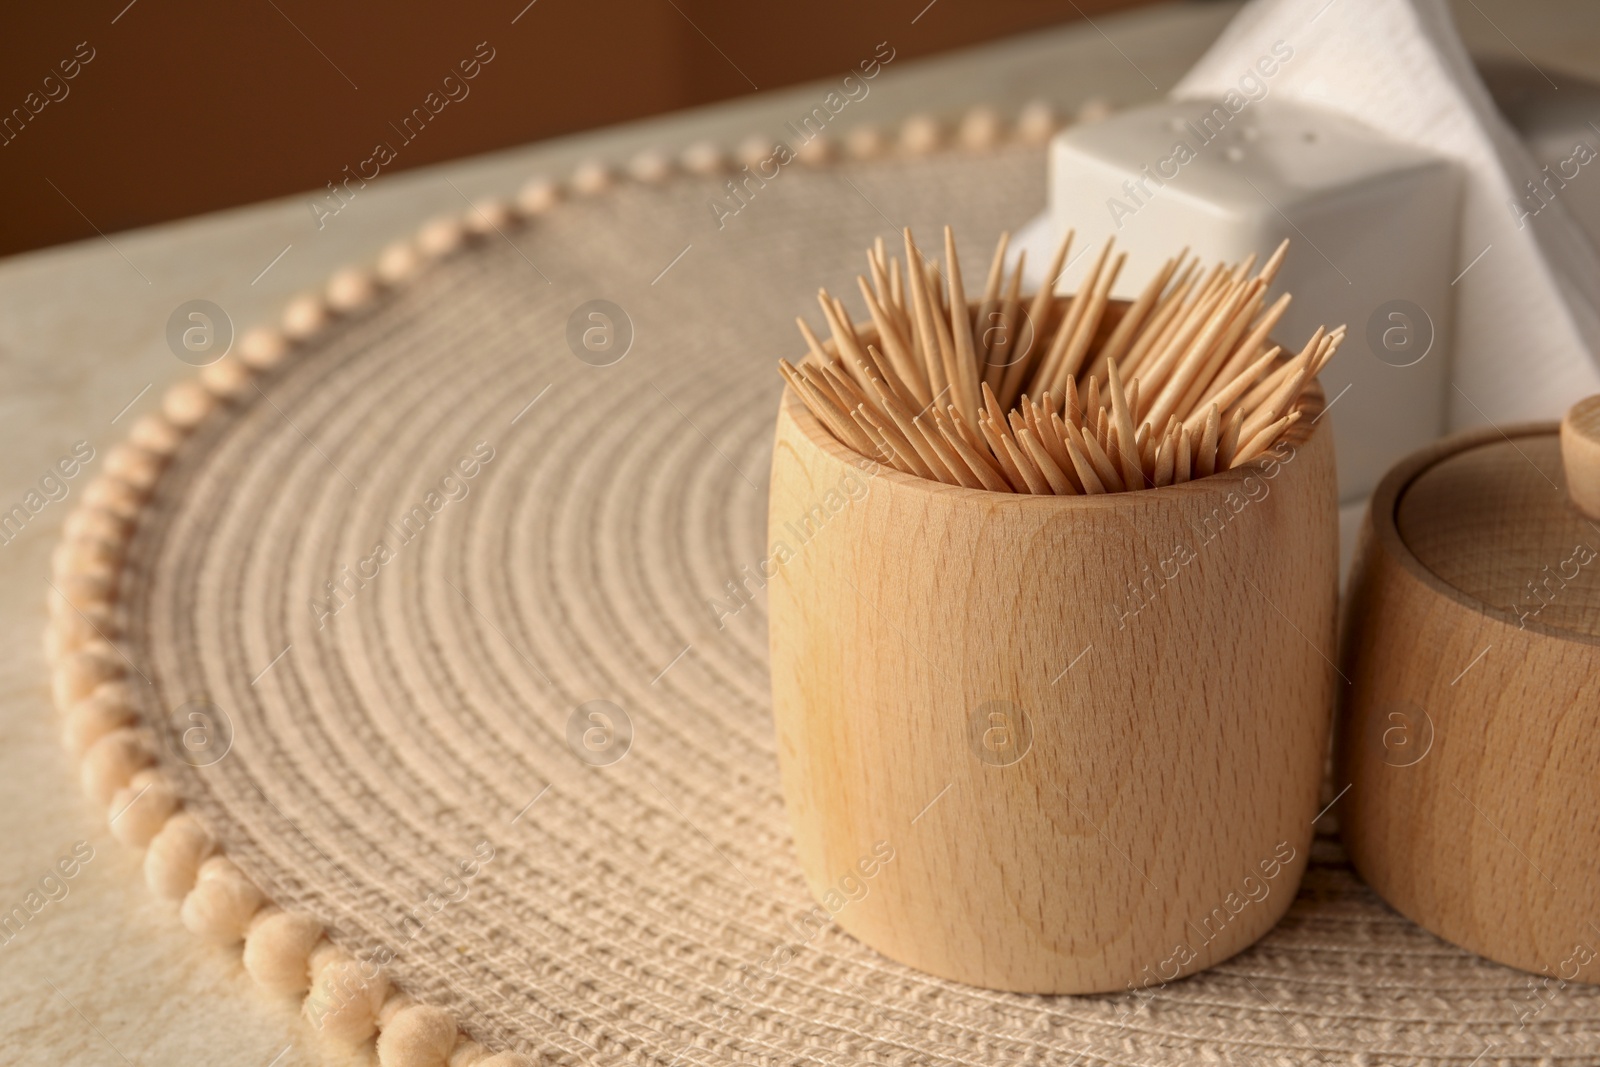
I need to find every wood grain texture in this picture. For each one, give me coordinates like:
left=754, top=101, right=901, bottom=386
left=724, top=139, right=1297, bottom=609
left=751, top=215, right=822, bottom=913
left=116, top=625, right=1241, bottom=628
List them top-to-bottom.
left=766, top=380, right=1338, bottom=994
left=1337, top=422, right=1600, bottom=981
left=1399, top=434, right=1600, bottom=637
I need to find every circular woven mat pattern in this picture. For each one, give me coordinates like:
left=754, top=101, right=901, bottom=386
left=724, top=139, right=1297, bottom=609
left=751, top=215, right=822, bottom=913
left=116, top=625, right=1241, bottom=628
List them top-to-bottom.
left=124, top=141, right=1600, bottom=1065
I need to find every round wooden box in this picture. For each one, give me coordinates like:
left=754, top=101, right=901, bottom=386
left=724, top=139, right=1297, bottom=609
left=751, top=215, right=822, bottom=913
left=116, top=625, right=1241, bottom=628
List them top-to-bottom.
left=766, top=373, right=1339, bottom=994
left=1336, top=402, right=1600, bottom=980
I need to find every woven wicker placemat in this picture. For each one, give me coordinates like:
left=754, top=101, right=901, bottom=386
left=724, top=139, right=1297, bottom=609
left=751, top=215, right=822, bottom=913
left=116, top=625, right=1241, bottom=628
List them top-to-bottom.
left=50, top=121, right=1600, bottom=1066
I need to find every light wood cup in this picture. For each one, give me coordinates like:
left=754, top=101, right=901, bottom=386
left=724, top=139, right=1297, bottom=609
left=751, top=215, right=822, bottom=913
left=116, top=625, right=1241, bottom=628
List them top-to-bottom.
left=766, top=372, right=1339, bottom=994
left=1562, top=394, right=1600, bottom=520
left=1337, top=401, right=1600, bottom=981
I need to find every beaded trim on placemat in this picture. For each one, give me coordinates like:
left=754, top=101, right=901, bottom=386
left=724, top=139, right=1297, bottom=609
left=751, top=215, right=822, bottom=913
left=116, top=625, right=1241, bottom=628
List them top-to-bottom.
left=44, top=99, right=1081, bottom=1067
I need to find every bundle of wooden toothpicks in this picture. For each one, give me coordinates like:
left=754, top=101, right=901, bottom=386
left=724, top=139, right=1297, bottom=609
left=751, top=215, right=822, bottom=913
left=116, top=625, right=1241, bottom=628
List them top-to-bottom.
left=777, top=227, right=1343, bottom=494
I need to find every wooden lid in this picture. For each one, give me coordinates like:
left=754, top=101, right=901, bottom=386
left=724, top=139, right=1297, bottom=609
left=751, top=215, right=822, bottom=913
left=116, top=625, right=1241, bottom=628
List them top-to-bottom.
left=1397, top=424, right=1600, bottom=639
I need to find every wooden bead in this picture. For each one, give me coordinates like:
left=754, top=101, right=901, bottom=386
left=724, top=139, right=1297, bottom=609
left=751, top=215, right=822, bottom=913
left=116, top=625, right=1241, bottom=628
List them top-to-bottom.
left=1017, top=99, right=1058, bottom=144
left=959, top=106, right=1003, bottom=151
left=899, top=114, right=942, bottom=155
left=845, top=125, right=885, bottom=159
left=794, top=135, right=833, bottom=165
left=736, top=136, right=773, bottom=169
left=680, top=141, right=726, bottom=176
left=626, top=149, right=673, bottom=184
left=569, top=160, right=612, bottom=196
left=514, top=177, right=560, bottom=216
left=464, top=199, right=511, bottom=235
left=418, top=217, right=466, bottom=258
left=377, top=240, right=424, bottom=284
left=327, top=267, right=378, bottom=311
left=282, top=294, right=329, bottom=340
left=237, top=327, right=290, bottom=372
left=200, top=356, right=255, bottom=402
left=161, top=378, right=216, bottom=429
left=1560, top=394, right=1600, bottom=519
left=128, top=413, right=183, bottom=457
left=103, top=442, right=164, bottom=492
left=81, top=475, right=145, bottom=519
left=63, top=505, right=129, bottom=544
left=52, top=537, right=121, bottom=584
left=49, top=572, right=116, bottom=619
left=47, top=602, right=118, bottom=666
left=54, top=640, right=126, bottom=710
left=63, top=681, right=136, bottom=756
left=81, top=726, right=153, bottom=805
left=109, top=770, right=179, bottom=848
left=145, top=811, right=215, bottom=900
left=181, top=856, right=264, bottom=942
left=244, top=909, right=325, bottom=996
left=307, top=937, right=343, bottom=981
left=304, top=954, right=389, bottom=1045
left=377, top=991, right=415, bottom=1028
left=377, top=1004, right=457, bottom=1067
left=447, top=1041, right=488, bottom=1067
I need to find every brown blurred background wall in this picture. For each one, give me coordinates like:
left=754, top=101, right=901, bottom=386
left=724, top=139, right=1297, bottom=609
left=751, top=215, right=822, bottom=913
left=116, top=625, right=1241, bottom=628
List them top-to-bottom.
left=0, top=0, right=1157, bottom=257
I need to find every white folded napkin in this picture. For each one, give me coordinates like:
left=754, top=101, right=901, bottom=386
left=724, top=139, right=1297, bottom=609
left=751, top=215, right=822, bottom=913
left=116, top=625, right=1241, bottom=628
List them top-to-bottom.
left=1174, top=0, right=1600, bottom=427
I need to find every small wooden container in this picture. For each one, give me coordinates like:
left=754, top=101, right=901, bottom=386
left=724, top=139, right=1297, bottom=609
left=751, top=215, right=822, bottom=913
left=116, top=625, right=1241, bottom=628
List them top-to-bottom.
left=767, top=370, right=1339, bottom=994
left=1337, top=405, right=1600, bottom=980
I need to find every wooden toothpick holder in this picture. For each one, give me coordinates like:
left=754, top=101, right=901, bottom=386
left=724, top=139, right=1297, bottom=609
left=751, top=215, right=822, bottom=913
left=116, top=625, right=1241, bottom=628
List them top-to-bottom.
left=767, top=363, right=1339, bottom=994
left=1337, top=397, right=1600, bottom=981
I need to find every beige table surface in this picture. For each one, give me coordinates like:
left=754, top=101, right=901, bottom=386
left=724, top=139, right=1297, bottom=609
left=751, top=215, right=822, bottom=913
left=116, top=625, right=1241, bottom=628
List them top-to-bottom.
left=4, top=3, right=1597, bottom=1063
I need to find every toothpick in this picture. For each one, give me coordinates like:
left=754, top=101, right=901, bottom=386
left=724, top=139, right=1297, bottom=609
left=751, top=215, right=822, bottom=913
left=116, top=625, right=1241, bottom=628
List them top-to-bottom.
left=943, top=225, right=983, bottom=426
left=781, top=228, right=1335, bottom=496
left=999, top=228, right=1073, bottom=406
left=903, top=229, right=950, bottom=404
left=972, top=232, right=1009, bottom=365
left=1035, top=238, right=1114, bottom=395
left=1258, top=238, right=1290, bottom=287
left=984, top=250, right=1027, bottom=392
left=1089, top=250, right=1184, bottom=380
left=1122, top=258, right=1198, bottom=377
left=1144, top=276, right=1257, bottom=430
left=858, top=277, right=929, bottom=405
left=1169, top=279, right=1266, bottom=421
left=1202, top=291, right=1291, bottom=403
left=796, top=316, right=832, bottom=368
left=1236, top=328, right=1321, bottom=416
left=1187, top=346, right=1280, bottom=433
left=1106, top=358, right=1144, bottom=490
left=783, top=363, right=875, bottom=455
left=1239, top=366, right=1305, bottom=445
left=1032, top=398, right=1072, bottom=474
left=1197, top=404, right=1220, bottom=478
left=850, top=405, right=913, bottom=474
left=939, top=407, right=1011, bottom=492
left=1216, top=407, right=1245, bottom=469
left=1232, top=410, right=1300, bottom=467
left=1046, top=411, right=1086, bottom=493
left=980, top=414, right=1030, bottom=492
left=979, top=415, right=1030, bottom=495
left=1077, top=418, right=1125, bottom=492
left=1018, top=426, right=1076, bottom=495
left=1062, top=427, right=1106, bottom=494
left=1153, top=427, right=1176, bottom=488
left=1001, top=432, right=1051, bottom=494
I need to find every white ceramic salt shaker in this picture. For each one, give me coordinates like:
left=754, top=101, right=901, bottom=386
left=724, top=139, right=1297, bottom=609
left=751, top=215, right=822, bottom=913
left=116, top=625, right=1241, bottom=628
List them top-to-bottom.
left=1031, top=96, right=1461, bottom=509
